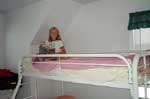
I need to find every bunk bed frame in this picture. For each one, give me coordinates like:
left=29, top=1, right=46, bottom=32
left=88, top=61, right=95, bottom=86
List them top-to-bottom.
left=11, top=51, right=150, bottom=99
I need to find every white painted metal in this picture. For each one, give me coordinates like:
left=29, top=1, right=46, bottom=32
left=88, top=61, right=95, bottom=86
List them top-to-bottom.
left=139, top=29, right=142, bottom=51
left=11, top=52, right=150, bottom=99
left=28, top=53, right=133, bottom=57
left=27, top=54, right=132, bottom=83
left=27, top=54, right=132, bottom=69
left=132, top=54, right=140, bottom=99
left=143, top=55, right=147, bottom=99
left=58, top=57, right=65, bottom=96
left=11, top=60, right=23, bottom=99
left=32, top=61, right=129, bottom=67
left=35, top=79, right=38, bottom=99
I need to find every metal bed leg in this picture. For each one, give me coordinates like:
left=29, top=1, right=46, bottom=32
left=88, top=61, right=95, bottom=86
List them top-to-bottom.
left=132, top=54, right=140, bottom=99
left=143, top=56, right=147, bottom=99
left=58, top=57, right=64, bottom=96
left=11, top=60, right=23, bottom=99
left=11, top=75, right=22, bottom=99
left=35, top=79, right=38, bottom=99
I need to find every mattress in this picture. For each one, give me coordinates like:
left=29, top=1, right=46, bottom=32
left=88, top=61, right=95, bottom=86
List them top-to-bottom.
left=22, top=56, right=150, bottom=89
left=22, top=57, right=128, bottom=88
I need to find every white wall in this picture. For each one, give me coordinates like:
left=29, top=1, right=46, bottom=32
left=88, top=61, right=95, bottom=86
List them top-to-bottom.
left=5, top=0, right=81, bottom=71
left=64, top=0, right=150, bottom=53
left=0, top=14, right=5, bottom=67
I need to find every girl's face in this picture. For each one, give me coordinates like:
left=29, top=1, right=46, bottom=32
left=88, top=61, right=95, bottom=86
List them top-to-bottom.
left=50, top=29, right=58, bottom=40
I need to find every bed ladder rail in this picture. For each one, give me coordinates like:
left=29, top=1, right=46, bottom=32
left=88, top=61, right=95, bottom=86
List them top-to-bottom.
left=138, top=54, right=150, bottom=99
left=141, top=54, right=149, bottom=99
left=11, top=59, right=23, bottom=99
left=11, top=75, right=22, bottom=99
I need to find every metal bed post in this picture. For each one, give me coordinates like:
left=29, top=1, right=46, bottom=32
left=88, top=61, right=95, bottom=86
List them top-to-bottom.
left=132, top=54, right=140, bottom=99
left=143, top=55, right=147, bottom=99
left=58, top=56, right=64, bottom=96
left=11, top=60, right=23, bottom=99
left=34, top=79, right=38, bottom=99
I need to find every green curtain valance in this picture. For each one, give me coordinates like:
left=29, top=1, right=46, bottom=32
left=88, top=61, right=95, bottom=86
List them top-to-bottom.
left=128, top=10, right=150, bottom=30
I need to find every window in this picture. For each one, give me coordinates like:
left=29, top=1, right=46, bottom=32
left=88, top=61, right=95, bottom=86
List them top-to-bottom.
left=130, top=28, right=150, bottom=50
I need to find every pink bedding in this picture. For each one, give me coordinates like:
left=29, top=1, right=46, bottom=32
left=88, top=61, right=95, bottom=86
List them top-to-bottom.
left=32, top=54, right=150, bottom=72
left=31, top=55, right=143, bottom=72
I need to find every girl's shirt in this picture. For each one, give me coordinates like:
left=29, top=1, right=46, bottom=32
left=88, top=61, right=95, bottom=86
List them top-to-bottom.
left=45, top=40, right=64, bottom=53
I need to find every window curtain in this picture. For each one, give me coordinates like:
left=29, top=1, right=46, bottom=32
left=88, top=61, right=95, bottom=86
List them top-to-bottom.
left=128, top=10, right=150, bottom=30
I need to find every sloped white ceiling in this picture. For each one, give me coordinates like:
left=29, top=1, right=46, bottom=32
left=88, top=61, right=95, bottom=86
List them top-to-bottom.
left=0, top=0, right=41, bottom=13
left=0, top=0, right=101, bottom=13
left=31, top=0, right=81, bottom=45
left=72, top=0, right=100, bottom=4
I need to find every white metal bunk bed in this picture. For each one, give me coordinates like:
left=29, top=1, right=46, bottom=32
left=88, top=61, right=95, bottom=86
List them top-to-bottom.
left=11, top=51, right=150, bottom=99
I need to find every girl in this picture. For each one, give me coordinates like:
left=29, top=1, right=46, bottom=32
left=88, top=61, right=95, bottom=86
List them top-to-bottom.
left=46, top=26, right=66, bottom=54
left=34, top=27, right=66, bottom=62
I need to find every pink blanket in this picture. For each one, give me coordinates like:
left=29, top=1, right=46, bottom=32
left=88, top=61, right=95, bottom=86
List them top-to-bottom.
left=32, top=55, right=150, bottom=72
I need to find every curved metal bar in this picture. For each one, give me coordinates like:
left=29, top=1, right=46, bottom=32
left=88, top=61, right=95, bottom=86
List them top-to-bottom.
left=25, top=54, right=131, bottom=68
left=25, top=54, right=132, bottom=82
left=132, top=54, right=140, bottom=99
left=11, top=60, right=23, bottom=99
